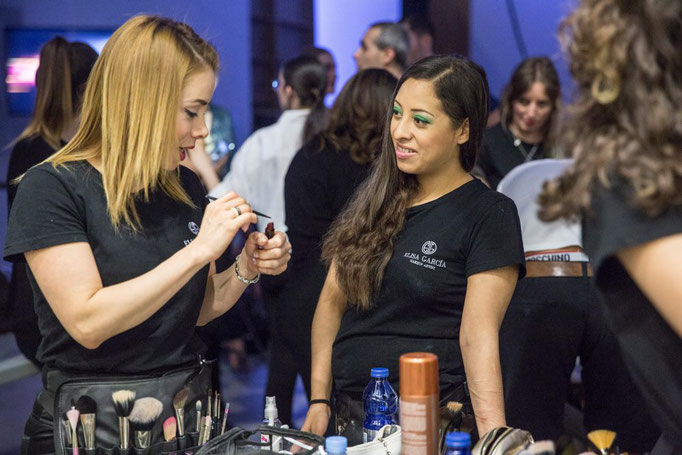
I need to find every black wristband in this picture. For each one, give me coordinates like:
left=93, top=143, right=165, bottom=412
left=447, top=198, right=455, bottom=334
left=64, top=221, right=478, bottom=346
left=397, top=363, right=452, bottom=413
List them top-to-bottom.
left=309, top=399, right=331, bottom=407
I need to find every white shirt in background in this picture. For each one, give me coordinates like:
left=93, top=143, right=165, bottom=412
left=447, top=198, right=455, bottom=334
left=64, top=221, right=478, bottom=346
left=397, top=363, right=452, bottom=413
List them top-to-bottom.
left=209, top=108, right=310, bottom=232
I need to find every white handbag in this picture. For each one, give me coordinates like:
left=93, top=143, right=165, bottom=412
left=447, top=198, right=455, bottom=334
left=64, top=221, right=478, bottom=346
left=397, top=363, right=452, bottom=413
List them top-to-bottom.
left=345, top=425, right=402, bottom=455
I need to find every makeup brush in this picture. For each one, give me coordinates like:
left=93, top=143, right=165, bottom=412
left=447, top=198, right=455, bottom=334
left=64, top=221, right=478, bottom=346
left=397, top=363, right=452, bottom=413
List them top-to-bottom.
left=205, top=195, right=271, bottom=219
left=173, top=387, right=189, bottom=437
left=206, top=388, right=212, bottom=434
left=112, top=389, right=136, bottom=449
left=213, top=391, right=220, bottom=437
left=75, top=395, right=97, bottom=450
left=129, top=397, right=163, bottom=449
left=195, top=400, right=202, bottom=433
left=220, top=402, right=230, bottom=435
left=66, top=406, right=79, bottom=455
left=61, top=413, right=72, bottom=446
left=163, top=416, right=178, bottom=442
left=199, top=416, right=212, bottom=445
left=587, top=430, right=616, bottom=455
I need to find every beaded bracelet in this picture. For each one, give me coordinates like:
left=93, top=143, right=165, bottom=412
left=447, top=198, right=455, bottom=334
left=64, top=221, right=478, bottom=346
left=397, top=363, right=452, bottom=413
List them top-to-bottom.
left=235, top=254, right=260, bottom=284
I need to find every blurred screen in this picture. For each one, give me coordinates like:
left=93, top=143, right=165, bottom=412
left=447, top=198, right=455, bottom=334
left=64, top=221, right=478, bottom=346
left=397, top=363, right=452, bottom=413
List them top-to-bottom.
left=5, top=28, right=112, bottom=115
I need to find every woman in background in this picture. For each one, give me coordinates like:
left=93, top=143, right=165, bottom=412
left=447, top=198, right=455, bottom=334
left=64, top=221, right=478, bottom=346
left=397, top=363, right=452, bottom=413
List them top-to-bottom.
left=539, top=0, right=682, bottom=451
left=6, top=37, right=98, bottom=367
left=302, top=56, right=525, bottom=441
left=477, top=56, right=560, bottom=189
left=268, top=68, right=397, bottom=425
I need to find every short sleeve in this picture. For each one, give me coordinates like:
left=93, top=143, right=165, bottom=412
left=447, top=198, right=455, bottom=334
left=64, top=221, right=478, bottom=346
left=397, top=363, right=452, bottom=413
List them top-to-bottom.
left=4, top=165, right=87, bottom=263
left=465, top=196, right=526, bottom=278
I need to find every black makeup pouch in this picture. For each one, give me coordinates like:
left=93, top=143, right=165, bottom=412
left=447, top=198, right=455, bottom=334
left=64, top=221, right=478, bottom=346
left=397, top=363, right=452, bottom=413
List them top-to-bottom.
left=44, top=358, right=213, bottom=455
left=195, top=425, right=325, bottom=455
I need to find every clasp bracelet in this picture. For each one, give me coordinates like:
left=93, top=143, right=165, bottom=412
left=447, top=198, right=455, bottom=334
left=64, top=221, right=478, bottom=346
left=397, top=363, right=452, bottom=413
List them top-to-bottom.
left=234, top=254, right=260, bottom=284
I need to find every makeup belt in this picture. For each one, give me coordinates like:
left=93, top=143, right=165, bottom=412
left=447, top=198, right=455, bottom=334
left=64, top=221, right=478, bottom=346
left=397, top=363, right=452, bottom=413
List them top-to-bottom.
left=525, top=261, right=593, bottom=278
left=39, top=357, right=213, bottom=455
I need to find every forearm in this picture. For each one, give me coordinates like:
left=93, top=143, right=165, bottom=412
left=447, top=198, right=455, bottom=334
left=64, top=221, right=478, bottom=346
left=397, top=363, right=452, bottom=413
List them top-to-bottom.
left=73, top=244, right=208, bottom=348
left=197, top=259, right=251, bottom=326
left=460, top=327, right=506, bottom=435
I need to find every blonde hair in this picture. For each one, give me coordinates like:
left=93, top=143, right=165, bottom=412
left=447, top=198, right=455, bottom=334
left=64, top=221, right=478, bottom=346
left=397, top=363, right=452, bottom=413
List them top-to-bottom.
left=47, top=15, right=219, bottom=230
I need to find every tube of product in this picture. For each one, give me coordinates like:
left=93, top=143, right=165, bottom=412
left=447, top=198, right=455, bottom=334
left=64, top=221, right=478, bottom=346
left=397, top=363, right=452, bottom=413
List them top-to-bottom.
left=400, top=352, right=440, bottom=455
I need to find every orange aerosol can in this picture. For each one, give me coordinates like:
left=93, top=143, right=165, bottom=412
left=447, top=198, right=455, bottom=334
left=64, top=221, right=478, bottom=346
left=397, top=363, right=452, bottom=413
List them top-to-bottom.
left=400, top=352, right=440, bottom=455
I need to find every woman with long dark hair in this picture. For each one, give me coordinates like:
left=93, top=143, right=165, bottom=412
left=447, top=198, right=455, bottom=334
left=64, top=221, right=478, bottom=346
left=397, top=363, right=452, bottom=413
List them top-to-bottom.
left=539, top=0, right=682, bottom=451
left=6, top=37, right=98, bottom=367
left=301, top=56, right=525, bottom=440
left=477, top=56, right=561, bottom=189
left=266, top=69, right=397, bottom=425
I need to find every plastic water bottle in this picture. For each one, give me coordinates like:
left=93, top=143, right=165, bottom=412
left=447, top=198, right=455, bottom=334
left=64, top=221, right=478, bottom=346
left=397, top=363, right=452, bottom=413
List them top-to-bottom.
left=362, top=367, right=398, bottom=443
left=260, top=396, right=282, bottom=451
left=443, top=432, right=472, bottom=455
left=325, top=436, right=348, bottom=455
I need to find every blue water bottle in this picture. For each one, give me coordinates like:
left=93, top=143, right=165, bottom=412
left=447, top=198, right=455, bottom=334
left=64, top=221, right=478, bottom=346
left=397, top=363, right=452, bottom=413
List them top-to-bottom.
left=362, top=367, right=398, bottom=443
left=443, top=432, right=472, bottom=455
left=325, top=436, right=347, bottom=455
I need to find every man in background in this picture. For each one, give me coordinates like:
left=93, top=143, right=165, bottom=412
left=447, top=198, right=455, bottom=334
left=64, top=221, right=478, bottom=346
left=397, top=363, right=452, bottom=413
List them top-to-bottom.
left=400, top=14, right=435, bottom=65
left=353, top=22, right=408, bottom=79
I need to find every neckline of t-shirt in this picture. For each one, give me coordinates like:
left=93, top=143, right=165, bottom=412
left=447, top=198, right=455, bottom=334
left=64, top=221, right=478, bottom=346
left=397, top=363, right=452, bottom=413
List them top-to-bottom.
left=407, top=178, right=479, bottom=214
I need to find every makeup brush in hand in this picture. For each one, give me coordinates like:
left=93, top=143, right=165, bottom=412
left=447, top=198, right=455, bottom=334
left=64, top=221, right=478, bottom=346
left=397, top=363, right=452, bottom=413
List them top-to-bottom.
left=173, top=387, right=189, bottom=437
left=112, top=389, right=136, bottom=449
left=75, top=395, right=97, bottom=450
left=129, top=397, right=163, bottom=449
left=66, top=406, right=79, bottom=455
left=164, top=416, right=178, bottom=442
left=587, top=430, right=617, bottom=455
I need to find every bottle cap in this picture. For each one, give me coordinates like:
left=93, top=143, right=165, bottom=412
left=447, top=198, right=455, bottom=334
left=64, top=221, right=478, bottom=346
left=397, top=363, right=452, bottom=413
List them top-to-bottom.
left=399, top=352, right=439, bottom=396
left=370, top=367, right=389, bottom=379
left=264, top=396, right=278, bottom=419
left=445, top=432, right=471, bottom=448
left=325, top=436, right=347, bottom=454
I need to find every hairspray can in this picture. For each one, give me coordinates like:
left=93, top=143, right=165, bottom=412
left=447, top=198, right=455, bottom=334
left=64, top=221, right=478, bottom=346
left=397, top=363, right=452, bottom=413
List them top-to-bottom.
left=400, top=352, right=439, bottom=455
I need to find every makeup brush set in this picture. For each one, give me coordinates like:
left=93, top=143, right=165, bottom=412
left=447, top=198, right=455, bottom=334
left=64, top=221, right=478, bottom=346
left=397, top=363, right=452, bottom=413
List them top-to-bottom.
left=50, top=360, right=214, bottom=454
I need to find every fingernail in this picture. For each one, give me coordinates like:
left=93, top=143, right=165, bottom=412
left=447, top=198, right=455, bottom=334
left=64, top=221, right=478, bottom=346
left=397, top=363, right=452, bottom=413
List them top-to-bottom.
left=253, top=252, right=259, bottom=258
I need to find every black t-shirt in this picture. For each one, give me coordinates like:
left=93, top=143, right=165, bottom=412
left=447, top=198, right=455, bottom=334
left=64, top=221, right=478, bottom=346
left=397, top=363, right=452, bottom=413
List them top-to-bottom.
left=478, top=124, right=545, bottom=189
left=6, top=135, right=62, bottom=215
left=285, top=140, right=370, bottom=270
left=4, top=161, right=210, bottom=374
left=583, top=177, right=682, bottom=446
left=332, top=179, right=525, bottom=400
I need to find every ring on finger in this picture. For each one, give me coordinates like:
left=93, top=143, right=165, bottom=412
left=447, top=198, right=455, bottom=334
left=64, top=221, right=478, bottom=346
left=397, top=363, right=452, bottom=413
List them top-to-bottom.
left=231, top=207, right=242, bottom=218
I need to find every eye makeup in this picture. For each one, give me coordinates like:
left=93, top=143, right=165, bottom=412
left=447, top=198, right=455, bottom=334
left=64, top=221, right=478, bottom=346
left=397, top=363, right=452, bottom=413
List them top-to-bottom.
left=393, top=105, right=403, bottom=115
left=184, top=108, right=198, bottom=118
left=414, top=114, right=433, bottom=125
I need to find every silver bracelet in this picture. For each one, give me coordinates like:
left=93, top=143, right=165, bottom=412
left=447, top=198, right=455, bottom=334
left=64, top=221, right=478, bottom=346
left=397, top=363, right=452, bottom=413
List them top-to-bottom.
left=234, top=254, right=260, bottom=284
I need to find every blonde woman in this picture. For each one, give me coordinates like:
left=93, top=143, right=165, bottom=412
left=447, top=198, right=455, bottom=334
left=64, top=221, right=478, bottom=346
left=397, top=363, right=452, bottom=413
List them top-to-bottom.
left=4, top=16, right=290, bottom=453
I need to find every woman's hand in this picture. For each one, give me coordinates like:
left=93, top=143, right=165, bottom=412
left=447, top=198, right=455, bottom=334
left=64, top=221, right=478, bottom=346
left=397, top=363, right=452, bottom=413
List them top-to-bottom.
left=191, top=192, right=257, bottom=263
left=239, top=229, right=291, bottom=278
left=300, top=403, right=331, bottom=436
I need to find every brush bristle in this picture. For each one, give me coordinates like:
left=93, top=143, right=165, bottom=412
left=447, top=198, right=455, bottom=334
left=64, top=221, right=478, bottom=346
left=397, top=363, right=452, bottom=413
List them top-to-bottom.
left=173, top=387, right=189, bottom=410
left=112, top=389, right=136, bottom=417
left=76, top=395, right=97, bottom=414
left=129, top=397, right=163, bottom=431
left=196, top=400, right=202, bottom=412
left=447, top=401, right=463, bottom=414
left=66, top=407, right=79, bottom=428
left=163, top=416, right=177, bottom=441
left=588, top=430, right=616, bottom=451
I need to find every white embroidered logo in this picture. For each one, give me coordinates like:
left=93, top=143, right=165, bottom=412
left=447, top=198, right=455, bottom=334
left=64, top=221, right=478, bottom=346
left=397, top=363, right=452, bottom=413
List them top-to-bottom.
left=188, top=221, right=200, bottom=236
left=421, top=241, right=437, bottom=255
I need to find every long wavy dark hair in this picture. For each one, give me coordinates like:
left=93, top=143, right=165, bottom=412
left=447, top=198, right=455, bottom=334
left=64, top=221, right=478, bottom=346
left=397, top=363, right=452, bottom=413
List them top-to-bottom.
left=539, top=0, right=682, bottom=221
left=323, top=55, right=489, bottom=310
left=281, top=56, right=328, bottom=143
left=500, top=56, right=561, bottom=149
left=316, top=68, right=397, bottom=164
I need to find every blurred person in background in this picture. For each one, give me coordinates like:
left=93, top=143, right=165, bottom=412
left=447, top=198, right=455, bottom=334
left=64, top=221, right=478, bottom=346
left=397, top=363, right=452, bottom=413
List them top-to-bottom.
left=400, top=14, right=435, bottom=65
left=353, top=22, right=409, bottom=79
left=6, top=36, right=98, bottom=367
left=304, top=46, right=337, bottom=95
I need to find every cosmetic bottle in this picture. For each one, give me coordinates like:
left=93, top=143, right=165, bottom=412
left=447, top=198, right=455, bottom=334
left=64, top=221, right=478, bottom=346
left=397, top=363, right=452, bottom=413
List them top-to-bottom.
left=400, top=352, right=440, bottom=455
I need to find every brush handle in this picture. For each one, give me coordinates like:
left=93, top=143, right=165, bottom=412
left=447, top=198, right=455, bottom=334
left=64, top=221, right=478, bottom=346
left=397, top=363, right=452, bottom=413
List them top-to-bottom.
left=175, top=408, right=185, bottom=437
left=196, top=411, right=201, bottom=433
left=80, top=414, right=96, bottom=449
left=118, top=416, right=129, bottom=449
left=62, top=420, right=72, bottom=446
left=72, top=426, right=78, bottom=455
left=136, top=430, right=151, bottom=449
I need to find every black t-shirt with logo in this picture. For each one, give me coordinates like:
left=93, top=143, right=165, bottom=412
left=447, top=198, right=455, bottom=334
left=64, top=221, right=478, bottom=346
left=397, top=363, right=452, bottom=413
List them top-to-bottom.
left=4, top=161, right=209, bottom=374
left=583, top=177, right=682, bottom=447
left=332, top=179, right=525, bottom=399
